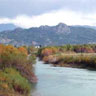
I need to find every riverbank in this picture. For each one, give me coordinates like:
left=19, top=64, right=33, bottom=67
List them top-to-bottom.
left=0, top=44, right=37, bottom=96
left=38, top=44, right=96, bottom=69
left=52, top=53, right=96, bottom=69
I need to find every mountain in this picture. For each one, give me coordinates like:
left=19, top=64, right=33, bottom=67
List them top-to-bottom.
left=0, top=23, right=96, bottom=46
left=0, top=23, right=17, bottom=32
left=72, top=25, right=96, bottom=30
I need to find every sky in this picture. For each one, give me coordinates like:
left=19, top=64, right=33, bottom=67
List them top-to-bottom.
left=0, top=0, right=96, bottom=28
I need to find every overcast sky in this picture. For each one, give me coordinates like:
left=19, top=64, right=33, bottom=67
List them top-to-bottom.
left=0, top=0, right=96, bottom=28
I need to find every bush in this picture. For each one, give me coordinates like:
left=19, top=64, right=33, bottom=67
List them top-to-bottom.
left=0, top=44, right=37, bottom=96
left=0, top=68, right=31, bottom=95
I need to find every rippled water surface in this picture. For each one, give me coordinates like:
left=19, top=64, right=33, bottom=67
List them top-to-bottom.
left=31, top=59, right=96, bottom=96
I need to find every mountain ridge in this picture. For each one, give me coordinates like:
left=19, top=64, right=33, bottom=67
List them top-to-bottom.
left=0, top=23, right=96, bottom=46
left=0, top=23, right=17, bottom=32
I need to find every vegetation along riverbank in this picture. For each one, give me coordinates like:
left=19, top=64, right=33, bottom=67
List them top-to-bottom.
left=0, top=44, right=37, bottom=96
left=38, top=44, right=96, bottom=69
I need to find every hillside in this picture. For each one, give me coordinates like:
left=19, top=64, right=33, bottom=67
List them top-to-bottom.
left=0, top=23, right=96, bottom=46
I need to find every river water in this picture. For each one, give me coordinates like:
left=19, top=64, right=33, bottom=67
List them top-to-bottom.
left=31, top=59, right=96, bottom=96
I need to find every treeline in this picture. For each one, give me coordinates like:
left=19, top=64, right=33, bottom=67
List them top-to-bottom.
left=0, top=44, right=37, bottom=96
left=38, top=44, right=96, bottom=69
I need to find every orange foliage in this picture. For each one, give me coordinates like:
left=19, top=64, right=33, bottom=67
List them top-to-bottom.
left=0, top=44, right=5, bottom=54
left=0, top=45, right=29, bottom=68
left=5, top=45, right=19, bottom=54
left=18, top=47, right=28, bottom=56
left=41, top=47, right=58, bottom=56
left=43, top=56, right=49, bottom=62
left=1, top=83, right=8, bottom=89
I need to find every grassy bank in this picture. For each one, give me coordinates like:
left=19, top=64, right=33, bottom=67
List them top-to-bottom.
left=0, top=44, right=37, bottom=96
left=38, top=44, right=96, bottom=69
left=0, top=68, right=31, bottom=96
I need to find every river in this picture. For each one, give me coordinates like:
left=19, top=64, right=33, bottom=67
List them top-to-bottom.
left=31, top=58, right=96, bottom=96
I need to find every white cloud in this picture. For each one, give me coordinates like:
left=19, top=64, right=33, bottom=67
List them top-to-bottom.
left=0, top=10, right=96, bottom=28
left=0, top=18, right=11, bottom=24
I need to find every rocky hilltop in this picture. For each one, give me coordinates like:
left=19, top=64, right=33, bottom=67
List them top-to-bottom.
left=0, top=23, right=96, bottom=46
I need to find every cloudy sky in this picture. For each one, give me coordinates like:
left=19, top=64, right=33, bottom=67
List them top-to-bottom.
left=0, top=0, right=96, bottom=28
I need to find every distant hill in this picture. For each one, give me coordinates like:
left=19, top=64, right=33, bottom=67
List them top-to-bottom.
left=0, top=23, right=96, bottom=46
left=0, top=23, right=17, bottom=32
left=72, top=25, right=96, bottom=30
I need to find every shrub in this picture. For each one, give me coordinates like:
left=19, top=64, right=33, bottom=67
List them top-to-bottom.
left=0, top=44, right=37, bottom=95
left=0, top=68, right=31, bottom=95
